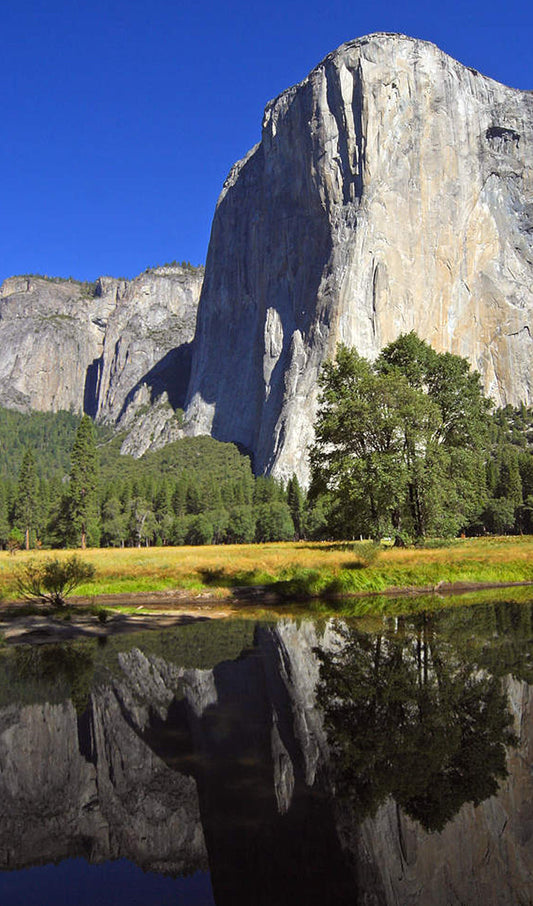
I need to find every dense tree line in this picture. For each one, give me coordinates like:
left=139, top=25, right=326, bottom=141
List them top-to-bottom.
left=0, top=335, right=532, bottom=551
left=0, top=413, right=297, bottom=549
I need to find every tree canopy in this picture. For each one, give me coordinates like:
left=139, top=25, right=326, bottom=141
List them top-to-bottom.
left=310, top=334, right=492, bottom=540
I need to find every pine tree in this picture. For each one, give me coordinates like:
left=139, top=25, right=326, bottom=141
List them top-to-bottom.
left=69, top=415, right=100, bottom=549
left=14, top=448, right=38, bottom=550
left=497, top=448, right=523, bottom=509
left=287, top=475, right=305, bottom=539
left=0, top=482, right=10, bottom=548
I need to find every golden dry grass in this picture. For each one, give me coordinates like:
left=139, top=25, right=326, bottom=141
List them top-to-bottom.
left=0, top=536, right=532, bottom=603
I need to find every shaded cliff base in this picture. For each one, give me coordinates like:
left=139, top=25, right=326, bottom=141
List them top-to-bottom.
left=1, top=580, right=532, bottom=645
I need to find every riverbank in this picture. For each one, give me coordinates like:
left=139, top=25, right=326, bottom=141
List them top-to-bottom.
left=1, top=578, right=532, bottom=645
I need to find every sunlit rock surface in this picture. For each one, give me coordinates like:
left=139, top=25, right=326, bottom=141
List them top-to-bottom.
left=185, top=33, right=533, bottom=483
left=0, top=266, right=202, bottom=455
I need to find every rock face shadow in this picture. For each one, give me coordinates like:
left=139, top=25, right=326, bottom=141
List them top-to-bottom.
left=117, top=342, right=194, bottom=421
left=83, top=356, right=103, bottom=417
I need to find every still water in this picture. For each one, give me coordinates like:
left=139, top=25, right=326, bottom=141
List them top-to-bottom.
left=0, top=597, right=532, bottom=905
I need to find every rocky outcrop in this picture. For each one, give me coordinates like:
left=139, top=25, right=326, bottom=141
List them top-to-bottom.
left=185, top=33, right=533, bottom=483
left=0, top=266, right=202, bottom=455
left=0, top=649, right=208, bottom=873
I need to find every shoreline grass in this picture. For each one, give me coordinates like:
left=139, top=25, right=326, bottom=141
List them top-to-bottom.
left=0, top=536, right=532, bottom=606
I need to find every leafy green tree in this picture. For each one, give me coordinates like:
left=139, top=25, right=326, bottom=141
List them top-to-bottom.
left=310, top=337, right=491, bottom=541
left=477, top=404, right=533, bottom=534
left=69, top=415, right=100, bottom=548
left=497, top=448, right=523, bottom=511
left=14, top=449, right=38, bottom=550
left=519, top=452, right=533, bottom=500
left=253, top=475, right=284, bottom=505
left=287, top=475, right=305, bottom=539
left=186, top=477, right=202, bottom=515
left=171, top=478, right=188, bottom=516
left=153, top=481, right=173, bottom=544
left=0, top=483, right=11, bottom=548
left=44, top=492, right=74, bottom=548
left=305, top=494, right=330, bottom=540
left=101, top=496, right=128, bottom=547
left=128, top=497, right=157, bottom=547
left=482, top=497, right=517, bottom=535
left=255, top=502, right=295, bottom=542
left=225, top=506, right=256, bottom=543
left=207, top=508, right=230, bottom=544
left=186, top=513, right=214, bottom=545
left=170, top=514, right=193, bottom=545
left=7, top=527, right=24, bottom=554
left=15, top=555, right=95, bottom=607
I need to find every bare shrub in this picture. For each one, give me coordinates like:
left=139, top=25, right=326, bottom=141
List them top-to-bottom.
left=16, top=555, right=95, bottom=607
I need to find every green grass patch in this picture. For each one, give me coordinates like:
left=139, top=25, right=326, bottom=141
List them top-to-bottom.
left=1, top=537, right=532, bottom=607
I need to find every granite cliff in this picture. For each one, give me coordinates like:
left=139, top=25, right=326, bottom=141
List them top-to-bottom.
left=185, top=33, right=533, bottom=483
left=0, top=265, right=202, bottom=456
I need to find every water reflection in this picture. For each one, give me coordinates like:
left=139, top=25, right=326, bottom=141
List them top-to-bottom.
left=0, top=599, right=532, bottom=905
left=317, top=615, right=517, bottom=831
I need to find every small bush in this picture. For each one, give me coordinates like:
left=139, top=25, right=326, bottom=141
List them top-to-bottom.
left=7, top=528, right=24, bottom=555
left=330, top=541, right=381, bottom=566
left=15, top=555, right=96, bottom=607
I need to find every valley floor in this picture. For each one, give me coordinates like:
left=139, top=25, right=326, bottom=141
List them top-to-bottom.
left=1, top=536, right=532, bottom=599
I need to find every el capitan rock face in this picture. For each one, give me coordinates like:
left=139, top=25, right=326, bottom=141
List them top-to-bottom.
left=185, top=33, right=533, bottom=483
left=1, top=35, right=532, bottom=479
left=0, top=266, right=202, bottom=456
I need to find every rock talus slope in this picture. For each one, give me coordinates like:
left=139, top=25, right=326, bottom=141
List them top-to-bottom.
left=185, top=33, right=533, bottom=483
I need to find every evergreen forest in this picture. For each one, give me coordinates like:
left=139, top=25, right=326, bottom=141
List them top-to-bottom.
left=0, top=334, right=532, bottom=550
left=0, top=409, right=300, bottom=549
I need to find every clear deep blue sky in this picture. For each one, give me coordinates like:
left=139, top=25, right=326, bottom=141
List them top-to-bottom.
left=1, top=0, right=531, bottom=284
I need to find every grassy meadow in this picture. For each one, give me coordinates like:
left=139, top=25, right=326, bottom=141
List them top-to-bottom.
left=0, top=535, right=532, bottom=606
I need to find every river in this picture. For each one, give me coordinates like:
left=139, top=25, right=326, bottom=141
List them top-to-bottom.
left=0, top=595, right=532, bottom=904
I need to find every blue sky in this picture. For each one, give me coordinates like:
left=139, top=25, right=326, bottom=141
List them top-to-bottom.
left=1, top=0, right=531, bottom=283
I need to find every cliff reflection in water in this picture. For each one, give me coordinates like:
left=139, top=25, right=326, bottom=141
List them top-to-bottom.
left=0, top=601, right=532, bottom=905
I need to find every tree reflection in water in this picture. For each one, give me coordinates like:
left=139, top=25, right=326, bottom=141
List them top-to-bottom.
left=316, top=614, right=518, bottom=832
